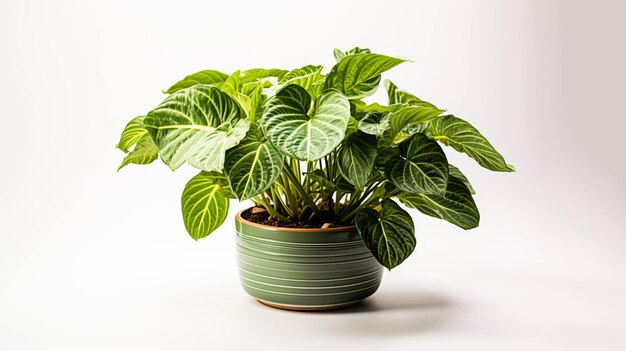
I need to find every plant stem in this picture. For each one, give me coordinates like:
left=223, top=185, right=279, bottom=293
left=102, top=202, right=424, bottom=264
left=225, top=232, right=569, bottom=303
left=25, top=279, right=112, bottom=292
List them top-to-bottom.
left=282, top=161, right=323, bottom=218
left=277, top=172, right=298, bottom=217
left=340, top=182, right=384, bottom=224
left=269, top=186, right=288, bottom=217
left=334, top=190, right=342, bottom=217
left=251, top=195, right=291, bottom=223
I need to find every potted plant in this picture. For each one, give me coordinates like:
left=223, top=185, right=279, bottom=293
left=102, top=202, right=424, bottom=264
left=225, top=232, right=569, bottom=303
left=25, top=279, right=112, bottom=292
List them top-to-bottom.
left=116, top=47, right=514, bottom=311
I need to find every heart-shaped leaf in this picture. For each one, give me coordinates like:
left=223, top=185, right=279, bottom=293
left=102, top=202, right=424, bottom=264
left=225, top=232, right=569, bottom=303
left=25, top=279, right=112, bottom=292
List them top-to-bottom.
left=324, top=53, right=407, bottom=99
left=165, top=70, right=229, bottom=94
left=144, top=85, right=249, bottom=172
left=261, top=85, right=350, bottom=161
left=427, top=115, right=515, bottom=172
left=337, top=131, right=377, bottom=190
left=385, top=133, right=449, bottom=195
left=224, top=134, right=284, bottom=200
left=181, top=171, right=230, bottom=240
left=398, top=175, right=479, bottom=229
left=355, top=199, right=416, bottom=269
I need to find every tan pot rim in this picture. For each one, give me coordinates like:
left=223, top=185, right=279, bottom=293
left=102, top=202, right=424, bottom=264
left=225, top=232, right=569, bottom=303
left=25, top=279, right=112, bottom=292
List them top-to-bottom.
left=235, top=209, right=356, bottom=233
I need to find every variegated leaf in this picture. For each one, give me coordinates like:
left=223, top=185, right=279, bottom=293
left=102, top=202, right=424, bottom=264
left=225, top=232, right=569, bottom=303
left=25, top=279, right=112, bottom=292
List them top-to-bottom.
left=332, top=47, right=371, bottom=62
left=324, top=53, right=407, bottom=99
left=165, top=70, right=229, bottom=94
left=384, top=79, right=438, bottom=108
left=144, top=85, right=249, bottom=172
left=261, top=85, right=350, bottom=161
left=379, top=105, right=445, bottom=146
left=357, top=111, right=390, bottom=136
left=427, top=115, right=515, bottom=172
left=117, top=116, right=148, bottom=153
left=337, top=131, right=377, bottom=190
left=385, top=133, right=449, bottom=195
left=118, top=134, right=159, bottom=170
left=224, top=134, right=284, bottom=200
left=181, top=172, right=230, bottom=240
left=398, top=175, right=479, bottom=229
left=355, top=199, right=416, bottom=269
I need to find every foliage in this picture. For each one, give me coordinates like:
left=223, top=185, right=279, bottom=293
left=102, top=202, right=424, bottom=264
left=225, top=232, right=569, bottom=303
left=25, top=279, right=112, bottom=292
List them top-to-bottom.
left=116, top=48, right=514, bottom=269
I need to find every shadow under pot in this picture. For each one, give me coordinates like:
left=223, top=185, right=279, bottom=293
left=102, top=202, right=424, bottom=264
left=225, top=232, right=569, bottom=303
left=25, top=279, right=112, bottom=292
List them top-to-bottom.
left=235, top=210, right=384, bottom=311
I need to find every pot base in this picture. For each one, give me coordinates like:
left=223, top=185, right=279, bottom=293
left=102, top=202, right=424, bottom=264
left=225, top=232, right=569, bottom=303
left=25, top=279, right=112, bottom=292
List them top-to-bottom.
left=257, top=298, right=362, bottom=311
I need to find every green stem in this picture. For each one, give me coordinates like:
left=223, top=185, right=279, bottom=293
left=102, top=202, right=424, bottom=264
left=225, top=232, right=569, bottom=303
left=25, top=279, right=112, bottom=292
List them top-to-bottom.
left=283, top=161, right=323, bottom=218
left=277, top=172, right=298, bottom=216
left=340, top=182, right=384, bottom=224
left=269, top=186, right=288, bottom=217
left=334, top=190, right=342, bottom=217
left=252, top=195, right=291, bottom=223
left=341, top=195, right=379, bottom=224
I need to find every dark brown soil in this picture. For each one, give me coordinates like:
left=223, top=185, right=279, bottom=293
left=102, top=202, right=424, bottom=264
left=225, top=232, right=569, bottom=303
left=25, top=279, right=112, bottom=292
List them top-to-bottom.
left=241, top=207, right=345, bottom=228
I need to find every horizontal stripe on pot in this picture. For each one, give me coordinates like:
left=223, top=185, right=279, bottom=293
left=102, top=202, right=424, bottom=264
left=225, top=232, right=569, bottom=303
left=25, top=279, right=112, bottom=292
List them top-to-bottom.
left=235, top=213, right=384, bottom=307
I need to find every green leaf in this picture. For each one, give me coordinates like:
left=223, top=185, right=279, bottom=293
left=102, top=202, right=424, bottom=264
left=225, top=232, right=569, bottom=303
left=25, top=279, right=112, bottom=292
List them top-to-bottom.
left=333, top=47, right=371, bottom=62
left=324, top=53, right=408, bottom=99
left=277, top=65, right=325, bottom=99
left=281, top=65, right=323, bottom=85
left=239, top=68, right=288, bottom=84
left=165, top=70, right=228, bottom=94
left=219, top=71, right=256, bottom=119
left=384, top=80, right=437, bottom=108
left=240, top=81, right=265, bottom=122
left=144, top=85, right=249, bottom=172
left=261, top=85, right=350, bottom=161
left=352, top=101, right=405, bottom=117
left=379, top=105, right=445, bottom=146
left=357, top=111, right=390, bottom=136
left=427, top=115, right=514, bottom=172
left=116, top=116, right=159, bottom=170
left=117, top=116, right=148, bottom=153
left=345, top=117, right=359, bottom=137
left=337, top=131, right=377, bottom=190
left=385, top=133, right=449, bottom=195
left=118, top=134, right=159, bottom=170
left=224, top=134, right=284, bottom=200
left=375, top=147, right=398, bottom=168
left=448, top=164, right=475, bottom=194
left=307, top=169, right=337, bottom=190
left=199, top=171, right=236, bottom=198
left=181, top=172, right=230, bottom=240
left=398, top=175, right=479, bottom=229
left=336, top=176, right=355, bottom=192
left=397, top=190, right=440, bottom=218
left=355, top=199, right=416, bottom=269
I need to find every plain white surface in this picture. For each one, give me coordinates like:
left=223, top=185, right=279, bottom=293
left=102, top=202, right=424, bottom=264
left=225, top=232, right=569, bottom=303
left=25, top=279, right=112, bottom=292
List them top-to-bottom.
left=1, top=0, right=625, bottom=350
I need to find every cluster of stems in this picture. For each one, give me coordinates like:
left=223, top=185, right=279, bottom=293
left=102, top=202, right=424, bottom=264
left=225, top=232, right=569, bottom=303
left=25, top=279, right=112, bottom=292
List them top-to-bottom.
left=250, top=152, right=385, bottom=225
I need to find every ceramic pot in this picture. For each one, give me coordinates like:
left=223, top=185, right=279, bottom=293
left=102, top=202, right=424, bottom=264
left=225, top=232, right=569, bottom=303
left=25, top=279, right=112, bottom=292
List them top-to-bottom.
left=235, top=211, right=383, bottom=311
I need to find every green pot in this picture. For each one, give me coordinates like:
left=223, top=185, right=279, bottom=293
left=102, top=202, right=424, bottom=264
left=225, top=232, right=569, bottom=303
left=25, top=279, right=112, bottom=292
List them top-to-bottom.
left=235, top=211, right=384, bottom=311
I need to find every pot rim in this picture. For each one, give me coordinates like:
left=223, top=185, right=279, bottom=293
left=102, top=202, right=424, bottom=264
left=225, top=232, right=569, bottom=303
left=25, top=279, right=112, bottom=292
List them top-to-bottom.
left=235, top=209, right=356, bottom=233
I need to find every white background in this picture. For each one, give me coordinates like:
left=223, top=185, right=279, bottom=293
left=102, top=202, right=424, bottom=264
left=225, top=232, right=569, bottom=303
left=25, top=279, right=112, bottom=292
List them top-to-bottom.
left=1, top=0, right=625, bottom=350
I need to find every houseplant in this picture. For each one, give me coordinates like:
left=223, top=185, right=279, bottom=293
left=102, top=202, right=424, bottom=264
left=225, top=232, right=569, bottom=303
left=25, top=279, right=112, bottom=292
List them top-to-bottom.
left=116, top=47, right=514, bottom=310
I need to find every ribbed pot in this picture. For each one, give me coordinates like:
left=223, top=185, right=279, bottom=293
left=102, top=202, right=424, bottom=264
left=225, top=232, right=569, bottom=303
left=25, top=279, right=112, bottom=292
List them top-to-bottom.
left=235, top=211, right=384, bottom=311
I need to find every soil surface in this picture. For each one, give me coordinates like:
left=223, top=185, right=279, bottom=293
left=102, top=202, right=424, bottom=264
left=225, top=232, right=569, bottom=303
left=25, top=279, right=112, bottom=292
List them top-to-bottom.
left=241, top=207, right=346, bottom=228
